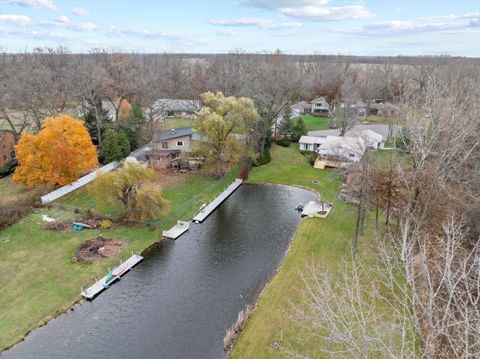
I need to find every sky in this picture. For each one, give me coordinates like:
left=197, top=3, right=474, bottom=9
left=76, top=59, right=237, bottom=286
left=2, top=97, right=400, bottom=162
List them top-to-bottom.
left=0, top=0, right=479, bottom=56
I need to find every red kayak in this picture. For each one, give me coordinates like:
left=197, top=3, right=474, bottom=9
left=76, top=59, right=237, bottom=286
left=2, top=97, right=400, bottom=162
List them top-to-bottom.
left=112, top=262, right=130, bottom=277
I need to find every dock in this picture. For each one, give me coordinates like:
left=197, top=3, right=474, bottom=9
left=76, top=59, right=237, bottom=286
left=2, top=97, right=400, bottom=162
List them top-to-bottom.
left=193, top=178, right=243, bottom=223
left=163, top=220, right=190, bottom=239
left=81, top=253, right=143, bottom=300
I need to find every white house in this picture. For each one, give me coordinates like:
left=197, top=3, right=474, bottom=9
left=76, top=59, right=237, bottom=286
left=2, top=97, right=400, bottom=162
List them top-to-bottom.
left=310, top=97, right=330, bottom=116
left=359, top=129, right=383, bottom=149
left=299, top=135, right=325, bottom=152
left=317, top=136, right=366, bottom=163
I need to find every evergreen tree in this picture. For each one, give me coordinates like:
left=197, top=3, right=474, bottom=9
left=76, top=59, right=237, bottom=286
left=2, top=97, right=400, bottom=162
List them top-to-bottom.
left=82, top=93, right=111, bottom=147
left=120, top=99, right=144, bottom=151
left=278, top=108, right=294, bottom=139
left=291, top=117, right=307, bottom=142
left=100, top=129, right=131, bottom=163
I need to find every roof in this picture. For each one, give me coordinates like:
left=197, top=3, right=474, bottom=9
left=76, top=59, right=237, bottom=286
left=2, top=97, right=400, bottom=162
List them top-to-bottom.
left=311, top=97, right=328, bottom=104
left=153, top=99, right=201, bottom=113
left=294, top=101, right=311, bottom=109
left=308, top=124, right=398, bottom=140
left=152, top=126, right=208, bottom=143
left=152, top=127, right=194, bottom=142
left=360, top=129, right=383, bottom=142
left=299, top=135, right=324, bottom=145
left=321, top=135, right=366, bottom=151
left=127, top=146, right=152, bottom=162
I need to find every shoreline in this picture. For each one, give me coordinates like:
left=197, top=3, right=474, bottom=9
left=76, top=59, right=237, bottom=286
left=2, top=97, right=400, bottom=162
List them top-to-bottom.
left=1, top=182, right=316, bottom=354
left=224, top=183, right=320, bottom=357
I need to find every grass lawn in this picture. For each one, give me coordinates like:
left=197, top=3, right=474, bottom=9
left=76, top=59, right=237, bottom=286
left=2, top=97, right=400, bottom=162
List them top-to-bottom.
left=301, top=115, right=329, bottom=132
left=159, top=117, right=194, bottom=130
left=231, top=145, right=378, bottom=358
left=0, top=171, right=235, bottom=350
left=0, top=176, right=29, bottom=203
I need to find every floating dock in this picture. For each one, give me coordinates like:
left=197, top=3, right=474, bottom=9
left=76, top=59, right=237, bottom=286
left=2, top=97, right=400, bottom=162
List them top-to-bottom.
left=193, top=178, right=243, bottom=223
left=163, top=220, right=190, bottom=239
left=81, top=253, right=143, bottom=300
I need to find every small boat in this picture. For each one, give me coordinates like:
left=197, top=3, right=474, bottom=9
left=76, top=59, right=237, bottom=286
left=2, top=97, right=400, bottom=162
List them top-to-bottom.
left=112, top=261, right=131, bottom=277
left=103, top=266, right=117, bottom=288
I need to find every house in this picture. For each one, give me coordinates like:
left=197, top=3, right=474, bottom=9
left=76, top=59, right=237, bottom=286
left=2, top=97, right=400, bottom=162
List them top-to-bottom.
left=77, top=97, right=131, bottom=121
left=310, top=97, right=330, bottom=117
left=152, top=99, right=201, bottom=119
left=292, top=101, right=312, bottom=116
left=368, top=101, right=399, bottom=117
left=308, top=124, right=396, bottom=147
left=150, top=127, right=204, bottom=169
left=360, top=129, right=383, bottom=149
left=0, top=130, right=16, bottom=167
left=299, top=134, right=366, bottom=163
left=299, top=135, right=324, bottom=152
left=317, top=136, right=366, bottom=163
left=126, top=146, right=152, bottom=164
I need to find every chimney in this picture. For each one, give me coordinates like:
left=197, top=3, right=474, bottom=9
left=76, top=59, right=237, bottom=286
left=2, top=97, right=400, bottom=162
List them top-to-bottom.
left=170, top=128, right=175, bottom=134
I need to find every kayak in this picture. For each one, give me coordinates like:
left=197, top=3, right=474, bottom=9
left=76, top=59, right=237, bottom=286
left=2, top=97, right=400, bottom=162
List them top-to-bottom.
left=112, top=262, right=130, bottom=277
left=103, top=266, right=117, bottom=288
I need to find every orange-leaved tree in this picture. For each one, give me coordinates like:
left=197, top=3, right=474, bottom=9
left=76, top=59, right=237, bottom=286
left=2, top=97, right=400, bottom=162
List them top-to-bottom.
left=13, top=114, right=98, bottom=187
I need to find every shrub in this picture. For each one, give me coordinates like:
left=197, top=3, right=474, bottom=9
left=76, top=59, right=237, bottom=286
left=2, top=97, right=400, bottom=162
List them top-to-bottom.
left=276, top=138, right=291, bottom=147
left=252, top=150, right=271, bottom=167
left=300, top=150, right=317, bottom=166
left=306, top=153, right=317, bottom=166
left=0, top=160, right=17, bottom=178
left=0, top=187, right=46, bottom=229
left=100, top=219, right=112, bottom=230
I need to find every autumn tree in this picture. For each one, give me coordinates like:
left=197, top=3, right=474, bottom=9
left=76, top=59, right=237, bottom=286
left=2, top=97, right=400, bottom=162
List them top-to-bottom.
left=194, top=92, right=258, bottom=177
left=13, top=114, right=98, bottom=187
left=93, top=161, right=169, bottom=222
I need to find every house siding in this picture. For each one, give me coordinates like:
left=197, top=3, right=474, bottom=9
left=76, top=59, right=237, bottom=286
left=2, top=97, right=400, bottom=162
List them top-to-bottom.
left=0, top=131, right=16, bottom=167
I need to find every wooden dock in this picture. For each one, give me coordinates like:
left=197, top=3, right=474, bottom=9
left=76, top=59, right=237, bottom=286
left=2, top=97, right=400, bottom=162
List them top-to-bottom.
left=193, top=178, right=243, bottom=223
left=163, top=220, right=190, bottom=239
left=81, top=253, right=143, bottom=300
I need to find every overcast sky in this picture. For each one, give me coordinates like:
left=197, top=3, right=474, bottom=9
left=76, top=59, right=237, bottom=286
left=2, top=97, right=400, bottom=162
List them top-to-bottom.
left=0, top=0, right=479, bottom=56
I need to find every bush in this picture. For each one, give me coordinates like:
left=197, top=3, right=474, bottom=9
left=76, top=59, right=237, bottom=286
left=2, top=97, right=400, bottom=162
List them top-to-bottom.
left=276, top=138, right=291, bottom=147
left=252, top=150, right=271, bottom=167
left=300, top=150, right=317, bottom=166
left=306, top=153, right=317, bottom=166
left=0, top=160, right=17, bottom=178
left=0, top=187, right=45, bottom=229
left=100, top=219, right=112, bottom=230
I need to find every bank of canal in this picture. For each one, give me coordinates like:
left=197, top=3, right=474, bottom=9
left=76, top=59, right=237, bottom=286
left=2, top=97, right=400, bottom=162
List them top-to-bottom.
left=2, top=185, right=315, bottom=359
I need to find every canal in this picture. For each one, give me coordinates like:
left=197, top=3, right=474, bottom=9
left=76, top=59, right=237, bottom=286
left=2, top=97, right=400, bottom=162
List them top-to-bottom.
left=3, top=185, right=315, bottom=359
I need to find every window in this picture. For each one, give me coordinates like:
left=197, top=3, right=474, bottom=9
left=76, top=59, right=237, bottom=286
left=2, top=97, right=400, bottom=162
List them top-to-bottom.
left=161, top=141, right=168, bottom=149
left=176, top=141, right=184, bottom=147
left=2, top=144, right=6, bottom=149
left=10, top=151, right=15, bottom=159
left=349, top=153, right=355, bottom=158
left=3, top=154, right=7, bottom=161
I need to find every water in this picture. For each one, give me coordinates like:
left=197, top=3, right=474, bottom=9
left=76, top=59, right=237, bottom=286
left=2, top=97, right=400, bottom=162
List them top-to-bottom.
left=2, top=185, right=314, bottom=359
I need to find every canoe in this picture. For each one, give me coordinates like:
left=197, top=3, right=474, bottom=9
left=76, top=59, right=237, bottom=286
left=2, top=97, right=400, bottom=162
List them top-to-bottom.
left=112, top=262, right=130, bottom=277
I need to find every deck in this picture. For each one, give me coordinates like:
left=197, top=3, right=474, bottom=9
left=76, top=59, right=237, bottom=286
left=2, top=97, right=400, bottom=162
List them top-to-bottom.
left=193, top=178, right=243, bottom=223
left=163, top=220, right=190, bottom=239
left=81, top=253, right=143, bottom=300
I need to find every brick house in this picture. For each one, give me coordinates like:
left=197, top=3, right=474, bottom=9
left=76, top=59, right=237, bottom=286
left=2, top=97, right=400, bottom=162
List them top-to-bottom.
left=0, top=130, right=16, bottom=167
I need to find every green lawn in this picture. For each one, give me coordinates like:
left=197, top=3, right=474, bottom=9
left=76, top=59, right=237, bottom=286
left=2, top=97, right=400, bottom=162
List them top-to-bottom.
left=301, top=115, right=329, bottom=132
left=160, top=117, right=194, bottom=130
left=231, top=145, right=378, bottom=358
left=0, top=172, right=234, bottom=350
left=0, top=176, right=29, bottom=203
